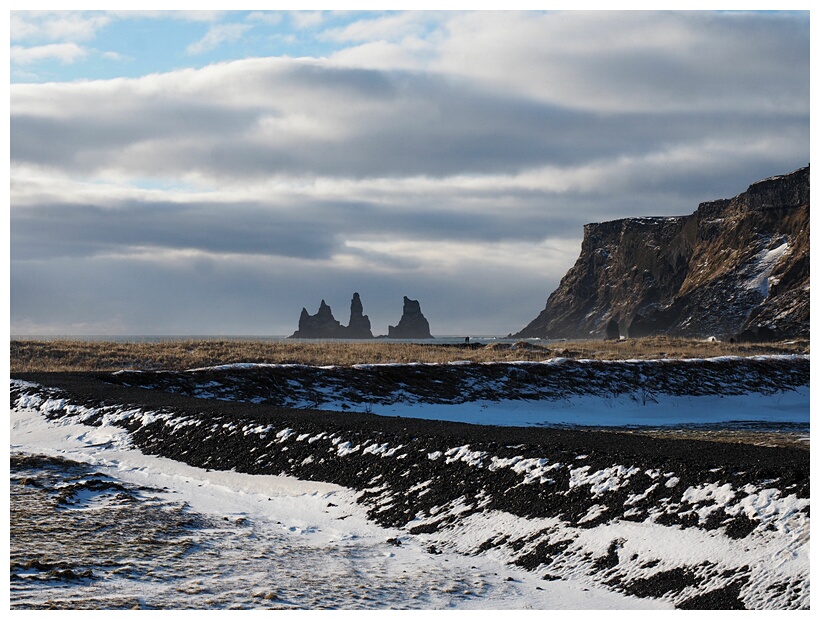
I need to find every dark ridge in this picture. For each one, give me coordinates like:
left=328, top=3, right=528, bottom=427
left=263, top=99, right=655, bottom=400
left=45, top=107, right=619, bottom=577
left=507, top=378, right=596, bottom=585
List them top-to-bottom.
left=12, top=371, right=809, bottom=475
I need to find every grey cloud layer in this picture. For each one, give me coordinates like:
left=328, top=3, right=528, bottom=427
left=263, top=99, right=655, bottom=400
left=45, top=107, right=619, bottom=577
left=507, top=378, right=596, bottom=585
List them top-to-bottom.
left=432, top=11, right=809, bottom=114
left=11, top=59, right=808, bottom=181
left=11, top=192, right=587, bottom=263
left=11, top=201, right=337, bottom=261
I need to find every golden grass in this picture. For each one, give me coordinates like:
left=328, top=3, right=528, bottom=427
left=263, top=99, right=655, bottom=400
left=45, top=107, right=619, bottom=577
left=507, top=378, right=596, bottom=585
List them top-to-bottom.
left=9, top=336, right=809, bottom=373
left=601, top=428, right=810, bottom=450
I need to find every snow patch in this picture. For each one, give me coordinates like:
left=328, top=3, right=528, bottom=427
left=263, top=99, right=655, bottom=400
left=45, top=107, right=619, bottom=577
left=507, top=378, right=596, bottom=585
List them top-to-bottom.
left=745, top=242, right=790, bottom=298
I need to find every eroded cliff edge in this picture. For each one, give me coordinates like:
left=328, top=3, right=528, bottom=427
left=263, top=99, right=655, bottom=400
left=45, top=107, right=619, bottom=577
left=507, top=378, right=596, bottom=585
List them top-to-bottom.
left=515, top=166, right=809, bottom=340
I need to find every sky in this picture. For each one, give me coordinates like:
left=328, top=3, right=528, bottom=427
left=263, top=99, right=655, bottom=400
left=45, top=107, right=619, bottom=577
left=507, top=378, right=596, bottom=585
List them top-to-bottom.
left=7, top=5, right=811, bottom=337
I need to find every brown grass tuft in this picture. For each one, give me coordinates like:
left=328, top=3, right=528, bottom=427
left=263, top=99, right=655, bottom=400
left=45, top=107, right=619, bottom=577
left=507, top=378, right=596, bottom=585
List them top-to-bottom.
left=9, top=336, right=809, bottom=373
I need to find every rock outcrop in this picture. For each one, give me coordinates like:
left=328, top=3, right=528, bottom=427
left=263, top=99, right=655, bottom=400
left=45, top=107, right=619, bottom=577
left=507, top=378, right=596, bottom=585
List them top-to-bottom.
left=514, top=166, right=809, bottom=340
left=345, top=292, right=374, bottom=339
left=289, top=293, right=374, bottom=339
left=388, top=297, right=433, bottom=339
left=604, top=318, right=621, bottom=341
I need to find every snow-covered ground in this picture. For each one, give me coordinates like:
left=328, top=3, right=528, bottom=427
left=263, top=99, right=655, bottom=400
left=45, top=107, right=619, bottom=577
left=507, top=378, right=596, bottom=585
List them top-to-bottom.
left=9, top=355, right=810, bottom=609
left=110, top=355, right=810, bottom=430
left=301, top=388, right=809, bottom=428
left=10, top=401, right=667, bottom=610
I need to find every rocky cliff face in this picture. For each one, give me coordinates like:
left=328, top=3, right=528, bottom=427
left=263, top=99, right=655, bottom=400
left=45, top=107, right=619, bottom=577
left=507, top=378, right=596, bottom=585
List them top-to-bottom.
left=515, top=166, right=809, bottom=340
left=289, top=293, right=373, bottom=339
left=388, top=296, right=433, bottom=339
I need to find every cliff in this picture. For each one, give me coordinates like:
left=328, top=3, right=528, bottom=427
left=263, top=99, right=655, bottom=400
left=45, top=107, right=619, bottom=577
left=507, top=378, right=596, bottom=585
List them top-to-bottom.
left=515, top=166, right=809, bottom=340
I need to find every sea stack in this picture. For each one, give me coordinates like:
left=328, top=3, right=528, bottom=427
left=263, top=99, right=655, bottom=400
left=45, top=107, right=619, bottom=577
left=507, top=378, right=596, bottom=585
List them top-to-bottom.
left=345, top=292, right=374, bottom=339
left=289, top=294, right=374, bottom=339
left=388, top=296, right=433, bottom=339
left=289, top=300, right=344, bottom=338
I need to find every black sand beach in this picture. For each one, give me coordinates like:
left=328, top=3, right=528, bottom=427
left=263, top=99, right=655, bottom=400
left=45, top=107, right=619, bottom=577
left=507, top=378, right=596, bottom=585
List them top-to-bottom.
left=11, top=364, right=810, bottom=609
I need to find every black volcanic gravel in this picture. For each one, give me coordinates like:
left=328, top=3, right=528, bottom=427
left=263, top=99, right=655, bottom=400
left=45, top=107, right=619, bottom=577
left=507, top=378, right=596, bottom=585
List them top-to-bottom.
left=13, top=371, right=809, bottom=475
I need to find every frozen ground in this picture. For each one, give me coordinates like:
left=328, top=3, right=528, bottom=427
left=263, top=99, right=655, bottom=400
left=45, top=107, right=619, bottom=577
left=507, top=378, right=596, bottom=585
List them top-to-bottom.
left=9, top=355, right=810, bottom=610
left=110, top=355, right=810, bottom=430
left=10, top=402, right=665, bottom=610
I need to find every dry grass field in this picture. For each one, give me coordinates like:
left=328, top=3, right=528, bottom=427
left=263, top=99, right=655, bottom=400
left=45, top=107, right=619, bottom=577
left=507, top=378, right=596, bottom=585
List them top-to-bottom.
left=10, top=337, right=809, bottom=373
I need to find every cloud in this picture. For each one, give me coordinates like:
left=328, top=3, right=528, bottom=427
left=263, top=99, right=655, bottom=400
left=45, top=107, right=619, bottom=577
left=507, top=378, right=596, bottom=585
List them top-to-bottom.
left=162, top=10, right=228, bottom=23
left=11, top=11, right=112, bottom=42
left=290, top=11, right=325, bottom=30
left=319, top=11, right=442, bottom=42
left=331, top=11, right=809, bottom=115
left=247, top=12, right=283, bottom=26
left=186, top=23, right=253, bottom=55
left=9, top=38, right=808, bottom=269
left=329, top=38, right=436, bottom=71
left=11, top=43, right=89, bottom=65
left=102, top=50, right=126, bottom=61
left=10, top=55, right=802, bottom=179
left=8, top=173, right=576, bottom=265
left=10, top=196, right=343, bottom=263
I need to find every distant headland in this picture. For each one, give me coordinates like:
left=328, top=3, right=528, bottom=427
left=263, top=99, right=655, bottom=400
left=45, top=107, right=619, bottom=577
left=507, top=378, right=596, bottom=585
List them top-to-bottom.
left=513, top=165, right=809, bottom=342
